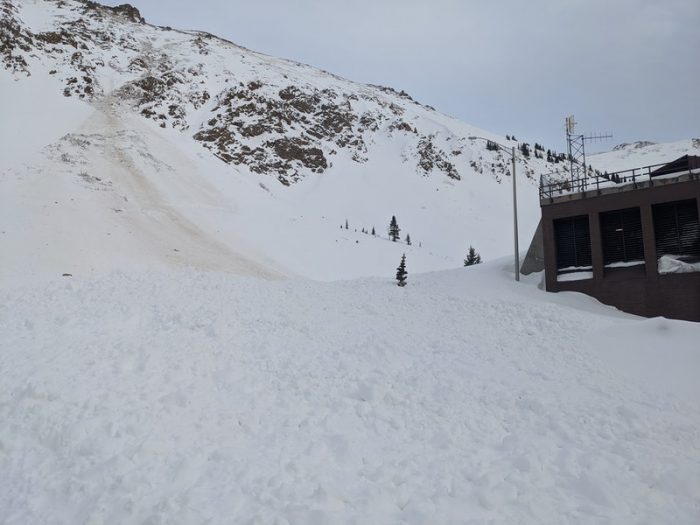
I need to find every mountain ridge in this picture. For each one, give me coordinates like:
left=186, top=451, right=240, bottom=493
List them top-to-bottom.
left=2, top=0, right=552, bottom=185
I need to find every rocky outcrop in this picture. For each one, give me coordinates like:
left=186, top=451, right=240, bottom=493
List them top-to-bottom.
left=0, top=0, right=32, bottom=73
left=2, top=0, right=541, bottom=185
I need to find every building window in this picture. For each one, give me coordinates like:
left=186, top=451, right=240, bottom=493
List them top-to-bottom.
left=653, top=199, right=700, bottom=273
left=599, top=207, right=644, bottom=267
left=554, top=215, right=592, bottom=277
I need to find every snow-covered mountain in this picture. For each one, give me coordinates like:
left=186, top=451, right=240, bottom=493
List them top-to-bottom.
left=1, top=0, right=698, bottom=285
left=1, top=0, right=545, bottom=184
left=2, top=0, right=569, bottom=284
left=589, top=138, right=700, bottom=173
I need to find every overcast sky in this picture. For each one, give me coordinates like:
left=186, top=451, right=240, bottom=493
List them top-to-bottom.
left=105, top=0, right=699, bottom=152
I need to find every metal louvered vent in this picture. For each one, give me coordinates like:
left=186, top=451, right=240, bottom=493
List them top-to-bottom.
left=653, top=199, right=700, bottom=260
left=600, top=208, right=644, bottom=266
left=554, top=215, right=592, bottom=271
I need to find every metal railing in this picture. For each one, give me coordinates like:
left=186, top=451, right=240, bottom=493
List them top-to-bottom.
left=538, top=162, right=685, bottom=201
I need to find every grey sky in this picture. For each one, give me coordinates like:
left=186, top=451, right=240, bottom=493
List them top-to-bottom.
left=105, top=0, right=699, bottom=153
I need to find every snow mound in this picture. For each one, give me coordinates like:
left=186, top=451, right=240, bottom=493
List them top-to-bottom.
left=658, top=255, right=700, bottom=274
left=1, top=263, right=698, bottom=524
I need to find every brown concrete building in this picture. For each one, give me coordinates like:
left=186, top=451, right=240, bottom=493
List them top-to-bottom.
left=539, top=155, right=700, bottom=322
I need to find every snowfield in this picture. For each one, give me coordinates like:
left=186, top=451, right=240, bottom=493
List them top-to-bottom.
left=2, top=262, right=698, bottom=524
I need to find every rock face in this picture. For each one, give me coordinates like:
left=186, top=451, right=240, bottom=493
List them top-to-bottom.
left=1, top=0, right=554, bottom=186
left=0, top=1, right=32, bottom=73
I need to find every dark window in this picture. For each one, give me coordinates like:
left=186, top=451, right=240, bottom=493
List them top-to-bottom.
left=653, top=199, right=700, bottom=260
left=600, top=207, right=644, bottom=265
left=554, top=215, right=592, bottom=271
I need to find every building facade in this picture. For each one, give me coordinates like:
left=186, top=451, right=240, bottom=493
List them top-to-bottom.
left=539, top=156, right=700, bottom=322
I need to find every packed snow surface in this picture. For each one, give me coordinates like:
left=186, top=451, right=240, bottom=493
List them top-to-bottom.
left=2, top=262, right=698, bottom=524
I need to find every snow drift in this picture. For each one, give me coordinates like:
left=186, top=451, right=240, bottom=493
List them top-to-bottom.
left=1, top=263, right=698, bottom=524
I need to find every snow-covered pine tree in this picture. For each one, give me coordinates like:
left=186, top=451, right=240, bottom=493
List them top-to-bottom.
left=389, top=216, right=400, bottom=242
left=345, top=219, right=349, bottom=229
left=371, top=226, right=376, bottom=236
left=406, top=234, right=411, bottom=246
left=464, top=245, right=482, bottom=266
left=396, top=253, right=407, bottom=287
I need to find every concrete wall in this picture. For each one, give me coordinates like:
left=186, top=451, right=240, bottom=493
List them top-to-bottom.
left=520, top=219, right=544, bottom=275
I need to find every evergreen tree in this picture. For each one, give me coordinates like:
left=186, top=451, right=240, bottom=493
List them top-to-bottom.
left=388, top=216, right=401, bottom=242
left=345, top=219, right=349, bottom=229
left=371, top=226, right=376, bottom=236
left=406, top=234, right=411, bottom=246
left=464, top=245, right=482, bottom=266
left=396, top=253, right=407, bottom=287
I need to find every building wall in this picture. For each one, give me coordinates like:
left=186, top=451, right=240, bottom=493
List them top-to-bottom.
left=541, top=178, right=700, bottom=322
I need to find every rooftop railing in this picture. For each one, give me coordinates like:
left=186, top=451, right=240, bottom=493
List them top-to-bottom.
left=538, top=162, right=697, bottom=202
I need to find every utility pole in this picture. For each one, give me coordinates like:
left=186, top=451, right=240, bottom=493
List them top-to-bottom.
left=469, top=136, right=520, bottom=281
left=512, top=145, right=519, bottom=281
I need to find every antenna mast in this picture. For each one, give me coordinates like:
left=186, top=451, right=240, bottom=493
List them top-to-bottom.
left=565, top=115, right=612, bottom=183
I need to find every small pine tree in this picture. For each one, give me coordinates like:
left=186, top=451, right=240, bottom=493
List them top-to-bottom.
left=389, top=215, right=401, bottom=242
left=345, top=219, right=349, bottom=229
left=371, top=226, right=376, bottom=236
left=406, top=234, right=411, bottom=245
left=464, top=245, right=482, bottom=266
left=396, top=253, right=407, bottom=287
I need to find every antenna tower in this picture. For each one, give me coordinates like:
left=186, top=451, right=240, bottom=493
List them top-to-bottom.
left=565, top=115, right=612, bottom=183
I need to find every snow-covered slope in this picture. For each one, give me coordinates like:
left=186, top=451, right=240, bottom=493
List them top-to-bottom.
left=1, top=0, right=569, bottom=283
left=589, top=138, right=700, bottom=173
left=2, top=262, right=698, bottom=524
